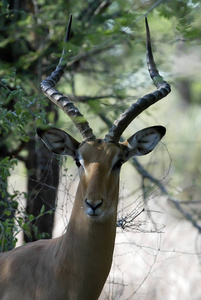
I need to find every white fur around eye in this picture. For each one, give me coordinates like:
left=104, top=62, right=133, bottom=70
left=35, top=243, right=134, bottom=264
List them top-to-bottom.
left=77, top=156, right=88, bottom=176
left=79, top=158, right=85, bottom=169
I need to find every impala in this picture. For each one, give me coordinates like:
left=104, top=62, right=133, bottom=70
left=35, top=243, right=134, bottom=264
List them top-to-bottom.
left=0, top=15, right=171, bottom=300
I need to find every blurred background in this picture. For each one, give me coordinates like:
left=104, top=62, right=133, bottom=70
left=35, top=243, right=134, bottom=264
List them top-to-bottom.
left=0, top=0, right=201, bottom=299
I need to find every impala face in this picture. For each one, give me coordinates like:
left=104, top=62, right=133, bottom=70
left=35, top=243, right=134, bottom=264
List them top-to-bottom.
left=37, top=125, right=166, bottom=221
left=76, top=140, right=123, bottom=219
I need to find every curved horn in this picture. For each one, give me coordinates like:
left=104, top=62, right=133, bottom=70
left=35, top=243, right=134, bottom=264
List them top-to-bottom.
left=40, top=14, right=96, bottom=142
left=104, top=17, right=171, bottom=143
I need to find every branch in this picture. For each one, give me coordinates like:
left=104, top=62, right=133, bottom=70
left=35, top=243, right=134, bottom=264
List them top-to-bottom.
left=65, top=93, right=124, bottom=103
left=133, top=152, right=201, bottom=233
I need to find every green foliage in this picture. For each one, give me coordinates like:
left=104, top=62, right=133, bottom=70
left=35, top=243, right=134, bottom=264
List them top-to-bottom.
left=158, top=0, right=201, bottom=40
left=0, top=72, right=47, bottom=142
left=0, top=157, right=17, bottom=183
left=20, top=208, right=52, bottom=241
left=0, top=218, right=17, bottom=252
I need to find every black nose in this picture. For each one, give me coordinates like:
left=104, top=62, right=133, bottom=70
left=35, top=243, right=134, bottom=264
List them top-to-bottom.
left=85, top=199, right=103, bottom=211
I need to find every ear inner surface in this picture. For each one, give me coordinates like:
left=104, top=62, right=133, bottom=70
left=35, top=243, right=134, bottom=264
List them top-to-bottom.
left=122, top=126, right=166, bottom=159
left=37, top=127, right=80, bottom=157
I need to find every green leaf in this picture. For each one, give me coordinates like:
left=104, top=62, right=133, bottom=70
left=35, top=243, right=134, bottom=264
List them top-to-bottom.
left=40, top=205, right=45, bottom=215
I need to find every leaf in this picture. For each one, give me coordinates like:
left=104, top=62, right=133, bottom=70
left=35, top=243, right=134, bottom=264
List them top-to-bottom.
left=7, top=90, right=19, bottom=101
left=21, top=135, right=30, bottom=142
left=40, top=205, right=45, bottom=215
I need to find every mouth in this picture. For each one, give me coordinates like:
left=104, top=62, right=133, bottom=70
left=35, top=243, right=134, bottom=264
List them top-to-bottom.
left=85, top=209, right=105, bottom=221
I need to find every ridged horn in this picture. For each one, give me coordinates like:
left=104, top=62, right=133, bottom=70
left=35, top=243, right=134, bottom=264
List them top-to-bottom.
left=40, top=14, right=96, bottom=142
left=104, top=17, right=171, bottom=143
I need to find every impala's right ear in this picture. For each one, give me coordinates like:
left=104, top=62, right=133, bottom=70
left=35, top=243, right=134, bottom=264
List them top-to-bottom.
left=37, top=127, right=80, bottom=158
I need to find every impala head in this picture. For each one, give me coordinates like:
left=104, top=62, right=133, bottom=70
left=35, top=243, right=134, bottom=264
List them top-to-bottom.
left=38, top=15, right=171, bottom=221
left=37, top=125, right=165, bottom=220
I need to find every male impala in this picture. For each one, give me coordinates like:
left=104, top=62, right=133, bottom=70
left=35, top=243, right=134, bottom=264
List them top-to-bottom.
left=0, top=15, right=170, bottom=300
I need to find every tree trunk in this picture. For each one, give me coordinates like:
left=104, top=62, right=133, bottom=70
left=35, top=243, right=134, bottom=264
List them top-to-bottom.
left=24, top=135, right=60, bottom=242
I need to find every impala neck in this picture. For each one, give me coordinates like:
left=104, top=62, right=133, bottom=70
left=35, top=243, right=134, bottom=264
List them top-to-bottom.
left=55, top=182, right=119, bottom=299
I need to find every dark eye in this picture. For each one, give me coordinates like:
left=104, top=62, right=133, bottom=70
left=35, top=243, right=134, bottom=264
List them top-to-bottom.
left=75, top=159, right=81, bottom=168
left=113, top=159, right=124, bottom=170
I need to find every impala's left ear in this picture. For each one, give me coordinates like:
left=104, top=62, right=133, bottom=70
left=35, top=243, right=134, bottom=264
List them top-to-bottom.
left=121, top=126, right=166, bottom=160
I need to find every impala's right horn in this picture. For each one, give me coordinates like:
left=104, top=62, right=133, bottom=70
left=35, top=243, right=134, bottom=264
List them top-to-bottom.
left=40, top=14, right=96, bottom=142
